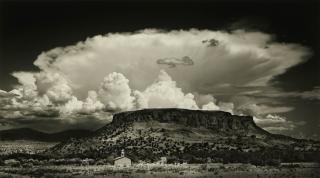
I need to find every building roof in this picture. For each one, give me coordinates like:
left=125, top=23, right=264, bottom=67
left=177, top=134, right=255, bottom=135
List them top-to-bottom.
left=114, top=156, right=130, bottom=161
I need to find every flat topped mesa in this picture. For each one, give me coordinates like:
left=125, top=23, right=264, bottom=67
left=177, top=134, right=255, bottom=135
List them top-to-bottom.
left=47, top=108, right=316, bottom=160
left=111, top=108, right=261, bottom=133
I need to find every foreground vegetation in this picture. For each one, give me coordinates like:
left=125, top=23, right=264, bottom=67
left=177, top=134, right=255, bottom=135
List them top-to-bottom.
left=1, top=132, right=319, bottom=177
left=1, top=138, right=320, bottom=166
left=0, top=163, right=319, bottom=178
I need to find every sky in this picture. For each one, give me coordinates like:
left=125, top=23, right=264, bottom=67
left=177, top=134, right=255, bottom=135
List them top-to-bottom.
left=0, top=0, right=319, bottom=139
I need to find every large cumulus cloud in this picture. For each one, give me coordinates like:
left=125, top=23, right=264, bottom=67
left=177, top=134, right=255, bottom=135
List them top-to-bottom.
left=0, top=29, right=313, bottom=132
left=31, top=29, right=311, bottom=98
left=135, top=70, right=199, bottom=109
left=98, top=72, right=134, bottom=110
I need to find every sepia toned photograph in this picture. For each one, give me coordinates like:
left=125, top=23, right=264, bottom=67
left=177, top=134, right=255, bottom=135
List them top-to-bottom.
left=0, top=0, right=319, bottom=177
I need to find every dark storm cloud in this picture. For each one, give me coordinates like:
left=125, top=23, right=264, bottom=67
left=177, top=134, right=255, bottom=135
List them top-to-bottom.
left=227, top=17, right=272, bottom=32
left=202, top=38, right=219, bottom=47
left=156, top=56, right=194, bottom=68
left=240, top=86, right=320, bottom=100
left=0, top=111, right=113, bottom=133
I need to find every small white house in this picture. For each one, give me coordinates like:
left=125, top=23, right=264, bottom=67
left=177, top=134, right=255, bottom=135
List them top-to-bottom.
left=114, top=149, right=131, bottom=167
left=160, top=157, right=167, bottom=164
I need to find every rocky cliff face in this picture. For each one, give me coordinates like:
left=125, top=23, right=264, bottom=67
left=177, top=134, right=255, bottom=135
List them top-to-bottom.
left=110, top=108, right=265, bottom=134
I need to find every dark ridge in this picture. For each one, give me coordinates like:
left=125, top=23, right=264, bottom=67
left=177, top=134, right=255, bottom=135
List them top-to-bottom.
left=0, top=128, right=94, bottom=142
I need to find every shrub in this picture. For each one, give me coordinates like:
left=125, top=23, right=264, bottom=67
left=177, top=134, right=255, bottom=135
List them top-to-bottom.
left=4, top=159, right=20, bottom=167
left=265, top=159, right=280, bottom=167
left=200, top=164, right=207, bottom=170
left=135, top=169, right=147, bottom=173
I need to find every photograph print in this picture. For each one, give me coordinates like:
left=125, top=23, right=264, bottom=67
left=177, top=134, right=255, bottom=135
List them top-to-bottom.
left=0, top=0, right=319, bottom=177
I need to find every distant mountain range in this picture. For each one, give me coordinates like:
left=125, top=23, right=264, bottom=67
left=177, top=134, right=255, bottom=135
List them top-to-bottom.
left=48, top=108, right=320, bottom=164
left=0, top=128, right=93, bottom=142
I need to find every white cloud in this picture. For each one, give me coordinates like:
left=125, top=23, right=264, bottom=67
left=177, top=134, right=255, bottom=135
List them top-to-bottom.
left=0, top=29, right=312, bottom=132
left=30, top=29, right=310, bottom=99
left=137, top=70, right=199, bottom=109
left=11, top=72, right=38, bottom=99
left=12, top=72, right=36, bottom=88
left=35, top=72, right=73, bottom=103
left=98, top=72, right=134, bottom=111
left=299, top=87, right=320, bottom=100
left=0, top=90, right=18, bottom=98
left=132, top=90, right=148, bottom=109
left=60, top=91, right=105, bottom=115
left=82, top=91, right=105, bottom=113
left=194, top=93, right=217, bottom=107
left=228, top=95, right=301, bottom=133
left=60, top=96, right=83, bottom=115
left=202, top=102, right=220, bottom=110
left=218, top=102, right=234, bottom=114
left=237, top=103, right=294, bottom=116
left=253, top=114, right=298, bottom=132
left=254, top=114, right=287, bottom=124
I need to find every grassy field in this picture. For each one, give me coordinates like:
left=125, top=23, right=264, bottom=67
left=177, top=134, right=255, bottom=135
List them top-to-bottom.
left=0, top=141, right=319, bottom=177
left=0, top=163, right=319, bottom=178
